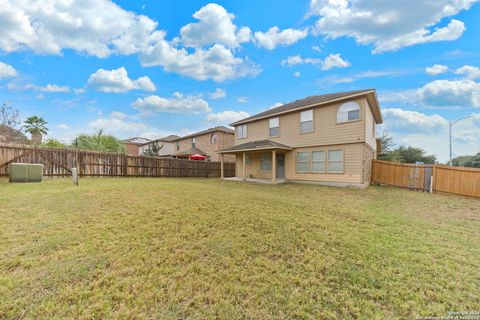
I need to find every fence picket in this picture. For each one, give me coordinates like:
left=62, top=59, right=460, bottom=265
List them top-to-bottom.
left=0, top=143, right=235, bottom=179
left=371, top=159, right=480, bottom=198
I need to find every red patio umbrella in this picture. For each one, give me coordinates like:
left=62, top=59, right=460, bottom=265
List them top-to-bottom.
left=189, top=154, right=207, bottom=160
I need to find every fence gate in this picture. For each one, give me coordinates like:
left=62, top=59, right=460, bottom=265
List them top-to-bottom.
left=371, top=159, right=480, bottom=198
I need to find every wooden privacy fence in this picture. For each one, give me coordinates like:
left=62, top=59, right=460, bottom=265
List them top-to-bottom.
left=0, top=143, right=235, bottom=178
left=371, top=159, right=480, bottom=198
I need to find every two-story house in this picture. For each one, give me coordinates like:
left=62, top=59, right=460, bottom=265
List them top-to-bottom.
left=219, top=90, right=383, bottom=187
left=173, top=126, right=235, bottom=162
left=137, top=127, right=235, bottom=162
left=138, top=135, right=180, bottom=156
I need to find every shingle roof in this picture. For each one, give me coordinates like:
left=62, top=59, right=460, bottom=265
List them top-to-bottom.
left=230, top=89, right=377, bottom=126
left=179, top=126, right=234, bottom=140
left=140, top=135, right=180, bottom=146
left=121, top=137, right=151, bottom=144
left=219, top=139, right=293, bottom=153
left=174, top=146, right=207, bottom=157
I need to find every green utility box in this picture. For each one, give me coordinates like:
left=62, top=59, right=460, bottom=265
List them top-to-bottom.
left=9, top=163, right=43, bottom=183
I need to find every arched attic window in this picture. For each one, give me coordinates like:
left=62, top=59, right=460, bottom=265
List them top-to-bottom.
left=337, top=101, right=361, bottom=123
left=210, top=133, right=217, bottom=144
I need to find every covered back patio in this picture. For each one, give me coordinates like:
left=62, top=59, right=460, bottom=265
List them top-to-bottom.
left=219, top=140, right=293, bottom=184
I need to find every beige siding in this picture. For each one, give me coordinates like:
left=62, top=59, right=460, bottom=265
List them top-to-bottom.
left=235, top=98, right=369, bottom=147
left=364, top=100, right=377, bottom=150
left=177, top=131, right=235, bottom=162
left=285, top=144, right=363, bottom=184
left=235, top=152, right=272, bottom=179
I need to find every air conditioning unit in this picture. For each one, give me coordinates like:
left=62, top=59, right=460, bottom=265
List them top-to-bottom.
left=9, top=163, right=43, bottom=183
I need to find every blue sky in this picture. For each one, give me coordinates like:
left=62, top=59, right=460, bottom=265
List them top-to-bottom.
left=0, top=0, right=479, bottom=162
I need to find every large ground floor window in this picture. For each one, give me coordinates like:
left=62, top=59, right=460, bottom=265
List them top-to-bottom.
left=260, top=153, right=272, bottom=171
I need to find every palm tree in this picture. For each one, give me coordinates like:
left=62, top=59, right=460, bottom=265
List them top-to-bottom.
left=23, top=116, right=48, bottom=144
left=73, top=129, right=126, bottom=153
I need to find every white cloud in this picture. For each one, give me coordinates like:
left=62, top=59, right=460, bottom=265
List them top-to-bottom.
left=0, top=0, right=160, bottom=57
left=309, top=0, right=475, bottom=53
left=0, top=2, right=261, bottom=82
left=179, top=3, right=251, bottom=48
left=254, top=26, right=308, bottom=50
left=141, top=41, right=261, bottom=82
left=312, top=45, right=322, bottom=52
left=281, top=53, right=350, bottom=70
left=321, top=53, right=351, bottom=70
left=0, top=61, right=17, bottom=79
left=426, top=64, right=449, bottom=76
left=455, top=65, right=480, bottom=80
left=87, top=67, right=156, bottom=93
left=293, top=71, right=301, bottom=77
left=418, top=79, right=480, bottom=107
left=8, top=82, right=70, bottom=93
left=209, top=88, right=226, bottom=99
left=133, top=92, right=211, bottom=115
left=237, top=96, right=248, bottom=103
left=380, top=108, right=480, bottom=162
left=382, top=108, right=448, bottom=132
left=206, top=110, right=249, bottom=125
left=110, top=111, right=128, bottom=119
left=88, top=117, right=147, bottom=132
left=57, top=123, right=69, bottom=129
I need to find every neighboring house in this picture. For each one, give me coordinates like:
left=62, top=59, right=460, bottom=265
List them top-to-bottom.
left=219, top=90, right=383, bottom=187
left=173, top=126, right=235, bottom=162
left=138, top=135, right=180, bottom=156
left=121, top=137, right=151, bottom=155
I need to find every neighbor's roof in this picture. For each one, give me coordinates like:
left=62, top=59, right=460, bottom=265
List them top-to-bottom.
left=230, top=89, right=382, bottom=126
left=179, top=126, right=234, bottom=140
left=140, top=135, right=180, bottom=146
left=121, top=137, right=151, bottom=144
left=219, top=139, right=293, bottom=154
left=174, top=146, right=207, bottom=157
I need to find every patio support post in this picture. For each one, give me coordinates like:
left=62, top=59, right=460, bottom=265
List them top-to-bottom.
left=272, top=150, right=277, bottom=184
left=242, top=152, right=246, bottom=181
left=220, top=153, right=224, bottom=179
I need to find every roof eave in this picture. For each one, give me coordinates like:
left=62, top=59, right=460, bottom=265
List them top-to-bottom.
left=229, top=90, right=378, bottom=126
left=219, top=146, right=293, bottom=154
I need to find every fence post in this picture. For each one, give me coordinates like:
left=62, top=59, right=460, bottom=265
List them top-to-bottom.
left=431, top=165, right=437, bottom=194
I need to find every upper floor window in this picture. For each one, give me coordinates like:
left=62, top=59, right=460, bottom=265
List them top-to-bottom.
left=337, top=101, right=360, bottom=123
left=300, top=110, right=313, bottom=133
left=269, top=117, right=279, bottom=137
left=237, top=124, right=247, bottom=139
left=210, top=133, right=217, bottom=144
left=192, top=137, right=196, bottom=147
left=176, top=141, right=180, bottom=151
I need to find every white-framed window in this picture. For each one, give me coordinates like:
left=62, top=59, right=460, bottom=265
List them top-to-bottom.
left=337, top=101, right=361, bottom=123
left=300, top=110, right=313, bottom=133
left=269, top=117, right=279, bottom=137
left=237, top=124, right=247, bottom=139
left=210, top=133, right=217, bottom=144
left=192, top=137, right=196, bottom=147
left=176, top=141, right=180, bottom=151
left=327, top=150, right=344, bottom=173
left=312, top=151, right=325, bottom=172
left=296, top=152, right=309, bottom=172
left=260, top=153, right=272, bottom=171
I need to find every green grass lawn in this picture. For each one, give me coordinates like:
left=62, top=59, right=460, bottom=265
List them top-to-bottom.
left=0, top=178, right=479, bottom=319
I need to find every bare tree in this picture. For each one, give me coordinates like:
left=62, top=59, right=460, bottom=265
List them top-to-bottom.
left=0, top=101, right=21, bottom=129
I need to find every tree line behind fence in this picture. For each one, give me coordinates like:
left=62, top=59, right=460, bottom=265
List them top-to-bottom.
left=0, top=143, right=235, bottom=178
left=371, top=160, right=480, bottom=198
